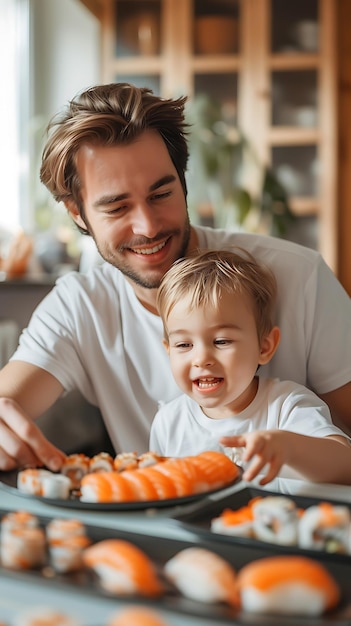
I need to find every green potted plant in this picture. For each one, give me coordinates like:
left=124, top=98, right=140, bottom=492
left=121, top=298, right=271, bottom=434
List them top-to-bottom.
left=186, top=94, right=295, bottom=237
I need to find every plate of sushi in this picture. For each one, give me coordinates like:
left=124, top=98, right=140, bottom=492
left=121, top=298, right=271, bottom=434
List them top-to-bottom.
left=0, top=450, right=242, bottom=511
left=171, top=486, right=351, bottom=562
left=1, top=508, right=351, bottom=624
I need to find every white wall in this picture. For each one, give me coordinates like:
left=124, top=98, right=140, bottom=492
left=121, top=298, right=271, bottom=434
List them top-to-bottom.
left=29, top=0, right=101, bottom=228
left=31, top=0, right=100, bottom=119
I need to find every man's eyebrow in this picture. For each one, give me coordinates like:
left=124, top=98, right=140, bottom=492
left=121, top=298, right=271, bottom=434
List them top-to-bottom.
left=149, top=174, right=176, bottom=191
left=93, top=175, right=176, bottom=208
left=93, top=192, right=128, bottom=208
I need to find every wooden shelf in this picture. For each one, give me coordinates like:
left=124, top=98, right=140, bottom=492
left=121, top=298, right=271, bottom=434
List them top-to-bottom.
left=85, top=0, right=338, bottom=274
left=268, top=53, right=320, bottom=71
left=268, top=127, right=320, bottom=146
left=289, top=197, right=319, bottom=217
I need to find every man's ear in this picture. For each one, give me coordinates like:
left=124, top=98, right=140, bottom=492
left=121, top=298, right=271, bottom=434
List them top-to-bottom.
left=64, top=198, right=87, bottom=232
left=258, top=326, right=280, bottom=365
left=162, top=338, right=170, bottom=354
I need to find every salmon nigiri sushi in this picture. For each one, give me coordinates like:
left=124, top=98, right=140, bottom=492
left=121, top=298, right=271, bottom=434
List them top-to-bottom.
left=189, top=451, right=241, bottom=489
left=150, top=459, right=195, bottom=497
left=133, top=467, right=178, bottom=500
left=80, top=471, right=136, bottom=503
left=83, top=539, right=163, bottom=597
left=164, top=547, right=239, bottom=606
left=237, top=555, right=340, bottom=616
left=108, top=606, right=170, bottom=626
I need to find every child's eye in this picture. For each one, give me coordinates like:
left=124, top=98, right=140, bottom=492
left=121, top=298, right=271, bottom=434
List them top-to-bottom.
left=214, top=339, right=232, bottom=346
left=175, top=342, right=191, bottom=349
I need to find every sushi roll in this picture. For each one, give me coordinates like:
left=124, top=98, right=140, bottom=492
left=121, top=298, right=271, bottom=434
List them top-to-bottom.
left=89, top=452, right=115, bottom=473
left=114, top=452, right=138, bottom=472
left=137, top=452, right=166, bottom=468
left=61, top=454, right=90, bottom=490
left=17, top=468, right=54, bottom=496
left=17, top=468, right=72, bottom=499
left=41, top=473, right=72, bottom=499
left=252, top=496, right=299, bottom=545
left=298, top=501, right=351, bottom=553
left=211, top=505, right=254, bottom=537
left=1, top=511, right=39, bottom=535
left=46, top=518, right=87, bottom=541
left=47, top=518, right=90, bottom=573
left=0, top=525, right=46, bottom=569
left=48, top=534, right=91, bottom=573
left=83, top=539, right=163, bottom=597
left=164, top=547, right=239, bottom=606
left=237, top=555, right=340, bottom=616
left=108, top=606, right=170, bottom=626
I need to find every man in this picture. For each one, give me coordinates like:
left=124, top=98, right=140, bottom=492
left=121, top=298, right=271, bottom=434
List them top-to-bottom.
left=0, top=82, right=350, bottom=471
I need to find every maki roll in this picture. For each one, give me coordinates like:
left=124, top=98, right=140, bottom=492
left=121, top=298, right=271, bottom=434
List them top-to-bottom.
left=252, top=496, right=299, bottom=545
left=298, top=501, right=351, bottom=554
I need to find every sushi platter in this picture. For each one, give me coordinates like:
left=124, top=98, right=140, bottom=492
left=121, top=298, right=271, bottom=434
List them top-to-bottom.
left=0, top=468, right=242, bottom=511
left=171, top=486, right=351, bottom=563
left=1, top=507, right=351, bottom=625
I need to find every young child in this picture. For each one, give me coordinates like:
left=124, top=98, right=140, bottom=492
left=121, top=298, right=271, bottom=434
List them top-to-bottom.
left=150, top=249, right=351, bottom=485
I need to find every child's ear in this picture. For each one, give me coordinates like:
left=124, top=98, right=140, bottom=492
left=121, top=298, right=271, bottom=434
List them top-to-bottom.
left=258, top=326, right=280, bottom=365
left=162, top=338, right=170, bottom=354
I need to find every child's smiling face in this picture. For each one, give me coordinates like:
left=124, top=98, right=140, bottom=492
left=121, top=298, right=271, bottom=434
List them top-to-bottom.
left=164, top=290, right=270, bottom=419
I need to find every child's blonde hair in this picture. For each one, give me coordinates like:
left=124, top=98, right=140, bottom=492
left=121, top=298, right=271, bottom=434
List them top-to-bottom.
left=156, top=248, right=277, bottom=343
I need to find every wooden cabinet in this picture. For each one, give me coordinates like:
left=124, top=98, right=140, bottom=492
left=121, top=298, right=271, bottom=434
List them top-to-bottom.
left=82, top=0, right=339, bottom=275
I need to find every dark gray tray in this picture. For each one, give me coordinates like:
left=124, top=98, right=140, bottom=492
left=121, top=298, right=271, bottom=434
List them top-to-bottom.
left=0, top=468, right=242, bottom=511
left=171, top=486, right=351, bottom=563
left=1, top=506, right=351, bottom=625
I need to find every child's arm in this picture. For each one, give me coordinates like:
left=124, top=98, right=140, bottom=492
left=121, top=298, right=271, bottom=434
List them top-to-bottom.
left=220, top=432, right=351, bottom=486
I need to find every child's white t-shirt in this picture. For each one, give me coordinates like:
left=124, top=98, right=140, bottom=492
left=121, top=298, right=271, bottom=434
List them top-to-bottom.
left=149, top=377, right=348, bottom=457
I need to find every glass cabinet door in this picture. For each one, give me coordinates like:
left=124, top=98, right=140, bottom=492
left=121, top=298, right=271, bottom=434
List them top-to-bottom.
left=98, top=0, right=337, bottom=270
left=269, top=0, right=321, bottom=250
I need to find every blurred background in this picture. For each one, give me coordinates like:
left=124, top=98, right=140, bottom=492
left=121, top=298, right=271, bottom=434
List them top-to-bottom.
left=1, top=0, right=351, bottom=291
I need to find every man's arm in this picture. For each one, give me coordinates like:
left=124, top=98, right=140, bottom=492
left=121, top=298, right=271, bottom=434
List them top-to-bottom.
left=0, top=361, right=66, bottom=470
left=320, top=381, right=351, bottom=436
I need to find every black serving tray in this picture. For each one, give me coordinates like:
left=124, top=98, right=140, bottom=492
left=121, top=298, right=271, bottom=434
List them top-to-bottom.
left=0, top=469, right=242, bottom=511
left=171, top=486, right=351, bottom=564
left=1, top=507, right=351, bottom=625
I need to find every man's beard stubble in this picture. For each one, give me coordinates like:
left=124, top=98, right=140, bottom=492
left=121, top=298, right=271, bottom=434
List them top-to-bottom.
left=88, top=214, right=191, bottom=290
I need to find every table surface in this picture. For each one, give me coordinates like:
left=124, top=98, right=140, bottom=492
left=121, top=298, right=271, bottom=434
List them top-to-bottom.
left=1, top=477, right=351, bottom=625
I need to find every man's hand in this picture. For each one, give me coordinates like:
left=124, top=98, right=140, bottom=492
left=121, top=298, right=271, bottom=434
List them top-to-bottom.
left=0, top=397, right=66, bottom=471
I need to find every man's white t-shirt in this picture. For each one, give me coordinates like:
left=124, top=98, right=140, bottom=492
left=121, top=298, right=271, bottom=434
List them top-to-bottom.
left=11, top=226, right=351, bottom=453
left=149, top=377, right=347, bottom=458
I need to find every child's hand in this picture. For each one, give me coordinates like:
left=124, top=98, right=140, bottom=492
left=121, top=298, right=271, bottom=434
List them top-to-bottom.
left=220, top=431, right=287, bottom=485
